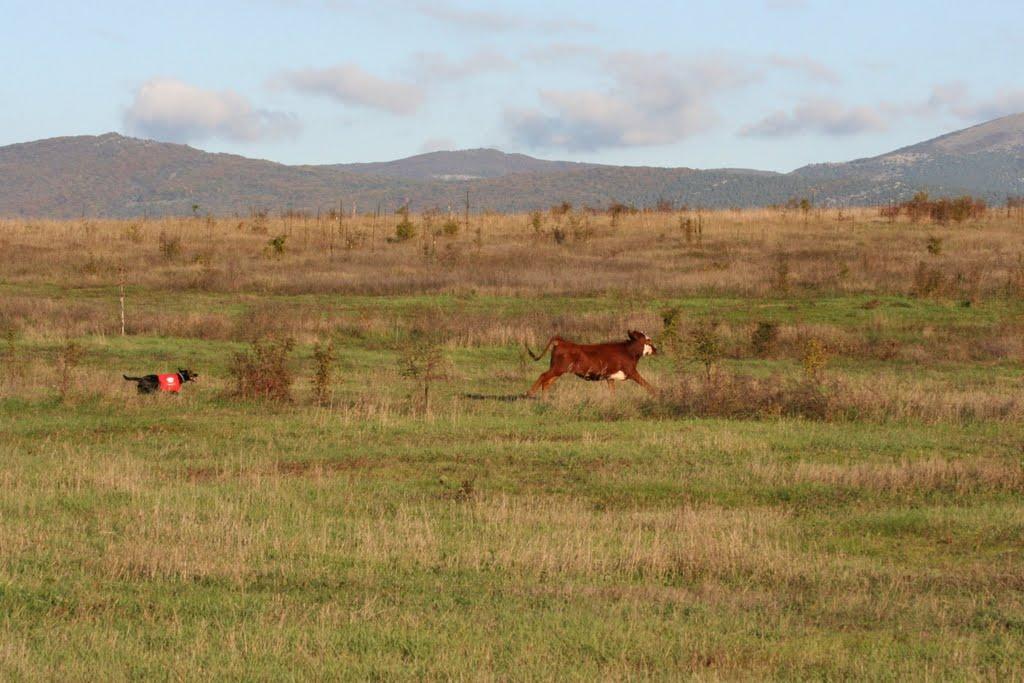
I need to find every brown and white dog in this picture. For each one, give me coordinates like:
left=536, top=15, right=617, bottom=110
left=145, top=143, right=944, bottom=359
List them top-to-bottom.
left=525, top=330, right=657, bottom=396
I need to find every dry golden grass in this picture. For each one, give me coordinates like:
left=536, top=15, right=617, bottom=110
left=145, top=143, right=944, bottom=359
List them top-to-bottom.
left=2, top=207, right=1023, bottom=678
left=3, top=207, right=1024, bottom=300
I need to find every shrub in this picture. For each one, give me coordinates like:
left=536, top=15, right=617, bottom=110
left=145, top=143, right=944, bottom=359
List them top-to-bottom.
left=895, top=192, right=987, bottom=223
left=904, top=192, right=932, bottom=222
left=550, top=201, right=572, bottom=217
left=607, top=202, right=635, bottom=227
left=249, top=208, right=270, bottom=234
left=394, top=208, right=416, bottom=242
left=529, top=211, right=543, bottom=234
left=568, top=212, right=593, bottom=242
left=679, top=216, right=700, bottom=243
left=123, top=223, right=143, bottom=243
left=158, top=231, right=182, bottom=260
left=267, top=234, right=287, bottom=256
left=770, top=253, right=790, bottom=294
left=1006, top=255, right=1024, bottom=298
left=912, top=261, right=946, bottom=297
left=689, top=319, right=722, bottom=381
left=1, top=322, right=16, bottom=360
left=751, top=322, right=779, bottom=357
left=0, top=323, right=22, bottom=385
left=398, top=333, right=450, bottom=414
left=228, top=337, right=295, bottom=402
left=801, top=337, right=830, bottom=383
left=56, top=340, right=83, bottom=399
left=311, top=340, right=334, bottom=407
left=652, top=371, right=831, bottom=421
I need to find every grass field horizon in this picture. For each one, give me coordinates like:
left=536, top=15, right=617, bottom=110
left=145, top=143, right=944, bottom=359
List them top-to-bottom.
left=2, top=206, right=1023, bottom=678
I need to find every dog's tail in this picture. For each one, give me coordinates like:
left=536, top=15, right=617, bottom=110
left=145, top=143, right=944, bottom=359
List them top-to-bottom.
left=525, top=337, right=558, bottom=361
left=123, top=375, right=142, bottom=381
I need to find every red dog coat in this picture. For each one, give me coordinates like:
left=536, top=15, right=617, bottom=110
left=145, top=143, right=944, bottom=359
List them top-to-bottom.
left=158, top=373, right=182, bottom=393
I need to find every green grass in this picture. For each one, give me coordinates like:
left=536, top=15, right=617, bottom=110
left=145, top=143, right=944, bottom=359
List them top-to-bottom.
left=2, top=289, right=1023, bottom=679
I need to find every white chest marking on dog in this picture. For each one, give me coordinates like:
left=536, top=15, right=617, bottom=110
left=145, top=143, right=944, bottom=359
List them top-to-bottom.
left=643, top=344, right=653, bottom=356
left=609, top=371, right=627, bottom=381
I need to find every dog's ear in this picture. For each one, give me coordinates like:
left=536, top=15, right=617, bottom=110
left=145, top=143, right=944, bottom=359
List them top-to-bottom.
left=627, top=330, right=640, bottom=339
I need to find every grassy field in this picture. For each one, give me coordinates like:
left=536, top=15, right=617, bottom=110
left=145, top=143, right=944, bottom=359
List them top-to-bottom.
left=2, top=208, right=1023, bottom=679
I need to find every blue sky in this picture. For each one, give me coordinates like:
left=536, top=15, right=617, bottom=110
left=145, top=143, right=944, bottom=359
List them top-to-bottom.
left=2, top=0, right=1022, bottom=171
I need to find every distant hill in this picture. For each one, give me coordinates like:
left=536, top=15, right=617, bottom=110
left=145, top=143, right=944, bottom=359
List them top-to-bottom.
left=791, top=113, right=1024, bottom=204
left=1, top=115, right=1022, bottom=218
left=332, top=148, right=601, bottom=181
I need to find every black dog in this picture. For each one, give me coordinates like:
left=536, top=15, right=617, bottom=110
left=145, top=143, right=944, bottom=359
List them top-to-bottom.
left=123, top=368, right=198, bottom=394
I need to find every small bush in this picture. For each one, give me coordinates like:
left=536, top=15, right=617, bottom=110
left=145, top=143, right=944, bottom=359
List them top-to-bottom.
left=894, top=192, right=987, bottom=223
left=550, top=201, right=572, bottom=217
left=607, top=202, right=635, bottom=227
left=249, top=209, right=270, bottom=234
left=529, top=211, right=543, bottom=234
left=568, top=212, right=593, bottom=242
left=394, top=213, right=416, bottom=242
left=679, top=216, right=700, bottom=243
left=442, top=217, right=460, bottom=236
left=123, top=223, right=143, bottom=243
left=158, top=231, right=182, bottom=261
left=267, top=234, right=287, bottom=256
left=926, top=235, right=943, bottom=256
left=770, top=253, right=790, bottom=294
left=1006, top=255, right=1024, bottom=297
left=912, top=261, right=946, bottom=297
left=661, top=306, right=683, bottom=337
left=689, top=319, right=722, bottom=381
left=1, top=322, right=17, bottom=359
left=751, top=322, right=779, bottom=357
left=863, top=323, right=900, bottom=360
left=398, top=333, right=450, bottom=414
left=228, top=337, right=295, bottom=402
left=801, top=338, right=830, bottom=383
left=56, top=340, right=84, bottom=399
left=311, top=340, right=334, bottom=407
left=652, top=371, right=832, bottom=421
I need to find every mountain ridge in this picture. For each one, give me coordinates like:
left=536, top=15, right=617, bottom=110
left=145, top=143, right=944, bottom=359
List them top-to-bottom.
left=2, top=114, right=1022, bottom=217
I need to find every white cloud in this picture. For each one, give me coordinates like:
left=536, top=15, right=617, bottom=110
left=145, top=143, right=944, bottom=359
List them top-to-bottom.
left=413, top=1, right=594, bottom=33
left=526, top=42, right=604, bottom=63
left=410, top=50, right=513, bottom=82
left=506, top=52, right=755, bottom=151
left=767, top=54, right=840, bottom=84
left=273, top=64, right=423, bottom=115
left=123, top=78, right=299, bottom=143
left=926, top=81, right=1024, bottom=122
left=739, top=83, right=1024, bottom=140
left=739, top=99, right=887, bottom=138
left=419, top=137, right=456, bottom=153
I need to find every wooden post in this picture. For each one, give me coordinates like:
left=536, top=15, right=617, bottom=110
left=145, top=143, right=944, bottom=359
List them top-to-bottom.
left=372, top=202, right=380, bottom=251
left=118, top=266, right=127, bottom=336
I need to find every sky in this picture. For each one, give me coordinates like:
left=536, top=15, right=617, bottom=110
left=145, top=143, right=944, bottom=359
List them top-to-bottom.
left=2, top=0, right=1022, bottom=172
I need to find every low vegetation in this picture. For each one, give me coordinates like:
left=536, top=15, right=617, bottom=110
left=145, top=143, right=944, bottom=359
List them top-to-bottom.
left=1, top=207, right=1022, bottom=678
